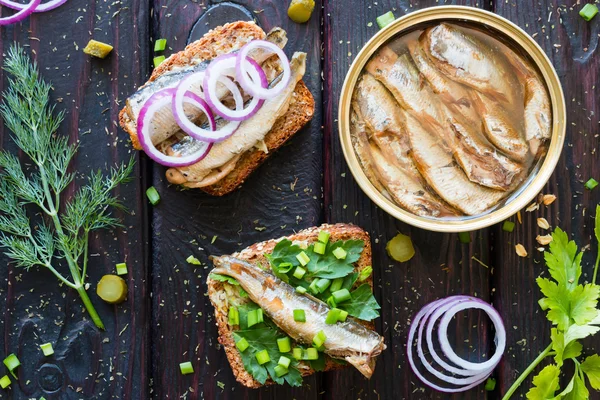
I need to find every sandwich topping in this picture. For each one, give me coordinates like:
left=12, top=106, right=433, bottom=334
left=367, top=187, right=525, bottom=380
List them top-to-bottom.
left=209, top=231, right=385, bottom=386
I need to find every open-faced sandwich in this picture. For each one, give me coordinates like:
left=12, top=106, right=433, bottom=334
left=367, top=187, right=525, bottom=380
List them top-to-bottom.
left=119, top=21, right=314, bottom=195
left=207, top=224, right=386, bottom=388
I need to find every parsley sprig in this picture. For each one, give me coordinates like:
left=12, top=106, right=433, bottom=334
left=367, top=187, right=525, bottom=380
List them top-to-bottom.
left=0, top=46, right=133, bottom=329
left=503, top=210, right=600, bottom=399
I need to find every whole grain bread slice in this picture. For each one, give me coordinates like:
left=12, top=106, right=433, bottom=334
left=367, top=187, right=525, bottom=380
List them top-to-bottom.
left=207, top=223, right=373, bottom=388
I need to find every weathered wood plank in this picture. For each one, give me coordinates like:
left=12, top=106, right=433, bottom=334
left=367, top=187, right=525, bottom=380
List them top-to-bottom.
left=0, top=1, right=151, bottom=398
left=149, top=1, right=323, bottom=398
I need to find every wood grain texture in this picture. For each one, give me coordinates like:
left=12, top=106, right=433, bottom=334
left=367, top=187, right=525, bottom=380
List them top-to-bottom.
left=0, top=1, right=151, bottom=399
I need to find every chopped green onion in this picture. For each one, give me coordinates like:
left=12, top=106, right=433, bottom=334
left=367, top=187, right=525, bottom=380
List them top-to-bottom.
left=580, top=3, right=598, bottom=21
left=376, top=11, right=395, bottom=29
left=154, top=38, right=167, bottom=52
left=153, top=55, right=166, bottom=68
left=585, top=178, right=599, bottom=190
left=146, top=186, right=160, bottom=205
left=502, top=221, right=515, bottom=233
left=318, top=230, right=330, bottom=244
left=458, top=232, right=471, bottom=244
left=314, top=242, right=326, bottom=255
left=332, top=247, right=347, bottom=260
left=296, top=251, right=310, bottom=266
left=186, top=255, right=201, bottom=265
left=115, top=262, right=128, bottom=276
left=278, top=262, right=294, bottom=273
left=293, top=266, right=306, bottom=279
left=358, top=266, right=372, bottom=282
left=330, top=277, right=344, bottom=293
left=315, top=278, right=331, bottom=293
left=309, top=279, right=320, bottom=294
left=296, top=286, right=307, bottom=294
left=332, top=288, right=351, bottom=304
left=326, top=296, right=337, bottom=308
left=228, top=306, right=239, bottom=326
left=325, top=308, right=341, bottom=324
left=247, top=309, right=259, bottom=327
left=256, top=309, right=264, bottom=324
left=293, top=309, right=306, bottom=322
left=338, top=310, right=349, bottom=322
left=313, top=330, right=327, bottom=348
left=236, top=337, right=249, bottom=352
left=277, top=337, right=292, bottom=353
left=40, top=343, right=54, bottom=357
left=292, top=348, right=303, bottom=360
left=303, top=348, right=319, bottom=360
left=255, top=349, right=270, bottom=365
left=3, top=354, right=20, bottom=379
left=278, top=356, right=291, bottom=368
left=179, top=361, right=194, bottom=375
left=274, top=364, right=289, bottom=377
left=0, top=375, right=10, bottom=389
left=485, top=378, right=497, bottom=391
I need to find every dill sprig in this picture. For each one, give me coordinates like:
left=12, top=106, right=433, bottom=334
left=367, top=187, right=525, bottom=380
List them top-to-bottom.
left=0, top=45, right=134, bottom=330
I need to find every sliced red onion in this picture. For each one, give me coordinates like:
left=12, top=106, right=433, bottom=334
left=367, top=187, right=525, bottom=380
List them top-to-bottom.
left=0, top=0, right=40, bottom=25
left=0, top=0, right=66, bottom=12
left=236, top=40, right=291, bottom=99
left=202, top=53, right=266, bottom=122
left=138, top=88, right=212, bottom=167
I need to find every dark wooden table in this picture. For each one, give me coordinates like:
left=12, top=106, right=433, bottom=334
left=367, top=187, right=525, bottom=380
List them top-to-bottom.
left=0, top=0, right=599, bottom=399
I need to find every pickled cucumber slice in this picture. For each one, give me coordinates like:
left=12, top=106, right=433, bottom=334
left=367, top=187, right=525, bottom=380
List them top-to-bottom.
left=288, top=0, right=315, bottom=24
left=83, top=40, right=114, bottom=59
left=386, top=233, right=415, bottom=262
left=96, top=275, right=128, bottom=304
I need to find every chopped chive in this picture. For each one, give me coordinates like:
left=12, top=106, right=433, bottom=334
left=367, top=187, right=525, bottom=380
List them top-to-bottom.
left=580, top=3, right=598, bottom=21
left=376, top=11, right=395, bottom=29
left=154, top=38, right=167, bottom=52
left=153, top=55, right=166, bottom=68
left=585, top=178, right=599, bottom=190
left=146, top=186, right=160, bottom=205
left=502, top=221, right=515, bottom=232
left=317, top=230, right=330, bottom=244
left=458, top=232, right=471, bottom=244
left=313, top=242, right=326, bottom=255
left=332, top=247, right=347, bottom=260
left=296, top=251, right=310, bottom=266
left=186, top=255, right=201, bottom=265
left=115, top=262, right=128, bottom=276
left=278, top=262, right=294, bottom=273
left=293, top=266, right=306, bottom=279
left=358, top=266, right=373, bottom=282
left=315, top=278, right=331, bottom=293
left=330, top=278, right=343, bottom=293
left=308, top=279, right=320, bottom=294
left=296, top=286, right=307, bottom=294
left=332, top=289, right=351, bottom=304
left=326, top=296, right=337, bottom=308
left=228, top=306, right=239, bottom=326
left=325, top=308, right=341, bottom=324
left=247, top=309, right=259, bottom=327
left=256, top=309, right=264, bottom=324
left=293, top=309, right=306, bottom=322
left=338, top=309, right=349, bottom=322
left=313, top=330, right=327, bottom=348
left=235, top=337, right=249, bottom=352
left=277, top=337, right=292, bottom=353
left=40, top=343, right=54, bottom=357
left=292, top=347, right=303, bottom=360
left=303, top=348, right=319, bottom=360
left=255, top=349, right=270, bottom=365
left=3, top=354, right=20, bottom=379
left=278, top=356, right=291, bottom=368
left=179, top=361, right=194, bottom=375
left=274, top=364, right=289, bottom=377
left=0, top=375, right=10, bottom=389
left=485, top=378, right=497, bottom=391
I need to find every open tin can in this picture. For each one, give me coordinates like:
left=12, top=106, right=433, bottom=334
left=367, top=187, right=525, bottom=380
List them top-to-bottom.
left=338, top=6, right=566, bottom=233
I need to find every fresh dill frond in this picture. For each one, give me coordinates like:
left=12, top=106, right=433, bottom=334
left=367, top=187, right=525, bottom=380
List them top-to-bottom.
left=0, top=45, right=134, bottom=330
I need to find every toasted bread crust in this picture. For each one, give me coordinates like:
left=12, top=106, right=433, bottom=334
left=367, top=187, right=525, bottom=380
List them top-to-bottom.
left=207, top=224, right=373, bottom=388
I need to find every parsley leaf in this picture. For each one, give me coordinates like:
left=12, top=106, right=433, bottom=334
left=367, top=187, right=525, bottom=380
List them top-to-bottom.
left=544, top=228, right=582, bottom=291
left=268, top=239, right=303, bottom=268
left=305, top=240, right=364, bottom=279
left=210, top=273, right=248, bottom=298
left=339, top=284, right=380, bottom=321
left=550, top=329, right=582, bottom=366
left=581, top=354, right=600, bottom=390
left=526, top=364, right=560, bottom=400
left=563, top=369, right=589, bottom=400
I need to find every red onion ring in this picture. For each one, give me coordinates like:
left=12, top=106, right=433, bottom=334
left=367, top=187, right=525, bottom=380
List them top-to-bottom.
left=0, top=0, right=40, bottom=25
left=0, top=0, right=66, bottom=12
left=236, top=40, right=291, bottom=99
left=202, top=53, right=267, bottom=122
left=138, top=88, right=213, bottom=167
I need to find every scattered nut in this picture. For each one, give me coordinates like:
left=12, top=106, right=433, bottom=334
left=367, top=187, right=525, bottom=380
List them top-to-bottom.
left=542, top=194, right=556, bottom=206
left=526, top=202, right=540, bottom=212
left=517, top=211, right=522, bottom=224
left=537, top=218, right=550, bottom=230
left=536, top=234, right=553, bottom=245
left=515, top=244, right=528, bottom=257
